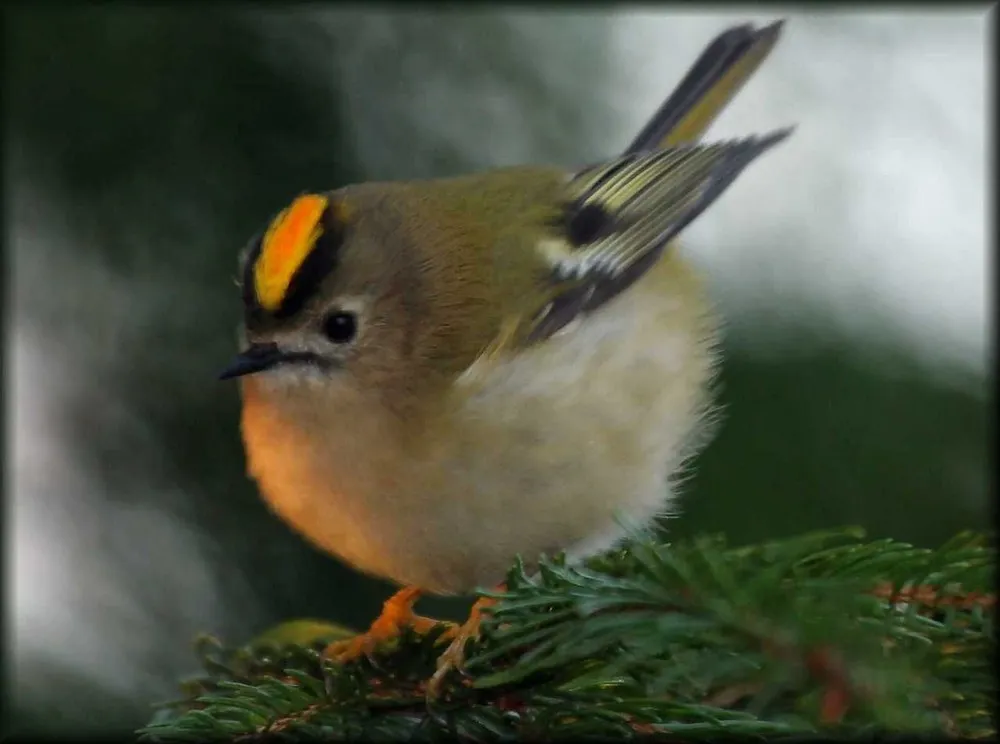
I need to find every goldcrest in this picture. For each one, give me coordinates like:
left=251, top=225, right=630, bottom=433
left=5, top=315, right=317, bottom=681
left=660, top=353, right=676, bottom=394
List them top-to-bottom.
left=221, top=20, right=791, bottom=689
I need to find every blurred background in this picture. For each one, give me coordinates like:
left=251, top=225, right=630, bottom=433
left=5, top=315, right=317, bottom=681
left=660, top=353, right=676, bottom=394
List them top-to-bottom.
left=5, top=6, right=990, bottom=738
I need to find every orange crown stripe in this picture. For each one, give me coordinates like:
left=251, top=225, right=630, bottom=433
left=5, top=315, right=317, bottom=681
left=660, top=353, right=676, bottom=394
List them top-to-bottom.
left=254, top=194, right=329, bottom=311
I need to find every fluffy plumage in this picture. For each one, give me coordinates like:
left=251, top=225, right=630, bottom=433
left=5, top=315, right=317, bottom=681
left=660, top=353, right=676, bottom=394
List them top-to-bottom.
left=221, top=18, right=792, bottom=685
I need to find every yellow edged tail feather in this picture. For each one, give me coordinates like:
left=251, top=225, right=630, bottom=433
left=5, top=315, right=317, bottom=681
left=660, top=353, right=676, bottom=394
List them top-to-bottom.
left=625, top=20, right=784, bottom=153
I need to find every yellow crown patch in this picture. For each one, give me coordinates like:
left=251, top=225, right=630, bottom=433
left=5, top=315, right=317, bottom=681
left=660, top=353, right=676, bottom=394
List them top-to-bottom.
left=254, top=194, right=329, bottom=311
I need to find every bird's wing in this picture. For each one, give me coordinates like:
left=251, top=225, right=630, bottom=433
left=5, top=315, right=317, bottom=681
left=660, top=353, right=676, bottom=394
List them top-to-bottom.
left=466, top=19, right=789, bottom=365
left=518, top=129, right=792, bottom=346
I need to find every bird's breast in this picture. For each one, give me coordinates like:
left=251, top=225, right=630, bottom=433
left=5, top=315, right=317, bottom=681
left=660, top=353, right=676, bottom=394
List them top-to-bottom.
left=239, top=255, right=718, bottom=594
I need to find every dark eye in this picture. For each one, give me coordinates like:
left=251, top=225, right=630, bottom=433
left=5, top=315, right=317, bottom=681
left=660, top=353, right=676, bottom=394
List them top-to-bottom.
left=321, top=311, right=357, bottom=344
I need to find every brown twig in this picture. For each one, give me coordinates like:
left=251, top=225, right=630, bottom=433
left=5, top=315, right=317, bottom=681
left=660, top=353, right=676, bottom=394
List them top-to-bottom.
left=871, top=582, right=996, bottom=611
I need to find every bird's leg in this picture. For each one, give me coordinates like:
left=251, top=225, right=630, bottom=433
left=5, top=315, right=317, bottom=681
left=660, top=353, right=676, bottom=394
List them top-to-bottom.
left=324, top=586, right=454, bottom=664
left=426, top=587, right=503, bottom=698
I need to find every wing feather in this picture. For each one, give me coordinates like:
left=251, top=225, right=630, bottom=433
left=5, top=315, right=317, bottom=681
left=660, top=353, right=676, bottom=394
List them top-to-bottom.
left=473, top=19, right=791, bottom=356
left=524, top=128, right=791, bottom=344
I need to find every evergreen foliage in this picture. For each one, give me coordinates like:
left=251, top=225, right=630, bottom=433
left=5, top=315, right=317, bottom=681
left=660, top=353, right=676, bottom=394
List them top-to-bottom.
left=141, top=527, right=995, bottom=741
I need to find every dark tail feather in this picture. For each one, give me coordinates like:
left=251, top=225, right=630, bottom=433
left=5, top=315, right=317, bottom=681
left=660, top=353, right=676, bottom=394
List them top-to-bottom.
left=624, top=20, right=784, bottom=154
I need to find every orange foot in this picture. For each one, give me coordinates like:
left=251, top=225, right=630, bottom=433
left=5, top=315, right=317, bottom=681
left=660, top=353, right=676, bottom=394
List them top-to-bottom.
left=324, top=586, right=454, bottom=664
left=426, top=595, right=497, bottom=699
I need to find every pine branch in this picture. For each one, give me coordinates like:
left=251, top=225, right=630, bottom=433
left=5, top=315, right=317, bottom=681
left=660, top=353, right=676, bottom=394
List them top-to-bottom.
left=140, top=527, right=995, bottom=741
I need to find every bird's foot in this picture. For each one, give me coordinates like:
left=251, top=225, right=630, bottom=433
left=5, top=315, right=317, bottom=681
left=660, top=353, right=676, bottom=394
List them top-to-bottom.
left=323, top=586, right=454, bottom=664
left=426, top=595, right=496, bottom=699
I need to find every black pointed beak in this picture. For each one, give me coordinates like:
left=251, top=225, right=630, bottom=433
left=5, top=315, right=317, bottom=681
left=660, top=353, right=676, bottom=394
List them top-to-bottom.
left=218, top=343, right=287, bottom=380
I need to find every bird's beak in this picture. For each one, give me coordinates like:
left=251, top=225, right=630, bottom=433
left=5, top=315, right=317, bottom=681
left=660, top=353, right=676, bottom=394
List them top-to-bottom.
left=218, top=343, right=289, bottom=380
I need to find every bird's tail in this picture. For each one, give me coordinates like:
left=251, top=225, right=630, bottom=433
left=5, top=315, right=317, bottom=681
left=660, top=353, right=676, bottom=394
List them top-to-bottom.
left=624, top=20, right=784, bottom=154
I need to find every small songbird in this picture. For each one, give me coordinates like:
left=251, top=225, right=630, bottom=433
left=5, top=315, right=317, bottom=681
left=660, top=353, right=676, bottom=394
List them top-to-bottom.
left=220, top=20, right=791, bottom=694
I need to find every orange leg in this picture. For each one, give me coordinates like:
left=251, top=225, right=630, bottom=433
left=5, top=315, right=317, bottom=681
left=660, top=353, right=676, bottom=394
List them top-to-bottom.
left=324, top=586, right=454, bottom=664
left=426, top=591, right=501, bottom=698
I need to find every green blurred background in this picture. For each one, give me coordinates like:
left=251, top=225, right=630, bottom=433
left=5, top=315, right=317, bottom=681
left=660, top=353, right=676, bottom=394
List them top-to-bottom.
left=6, top=6, right=989, bottom=738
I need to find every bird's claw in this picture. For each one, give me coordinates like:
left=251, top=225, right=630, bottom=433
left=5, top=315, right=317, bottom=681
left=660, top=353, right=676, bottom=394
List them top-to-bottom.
left=322, top=586, right=447, bottom=665
left=425, top=596, right=494, bottom=699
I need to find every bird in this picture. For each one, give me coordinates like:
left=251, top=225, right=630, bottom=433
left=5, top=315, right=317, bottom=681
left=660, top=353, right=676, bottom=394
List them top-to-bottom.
left=219, top=19, right=791, bottom=697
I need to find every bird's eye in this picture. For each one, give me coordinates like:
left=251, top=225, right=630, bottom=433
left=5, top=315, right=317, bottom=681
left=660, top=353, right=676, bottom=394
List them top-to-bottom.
left=321, top=311, right=357, bottom=344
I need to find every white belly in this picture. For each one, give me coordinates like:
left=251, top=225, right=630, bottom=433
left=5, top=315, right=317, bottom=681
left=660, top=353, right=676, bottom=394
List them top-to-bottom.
left=241, top=257, right=718, bottom=594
